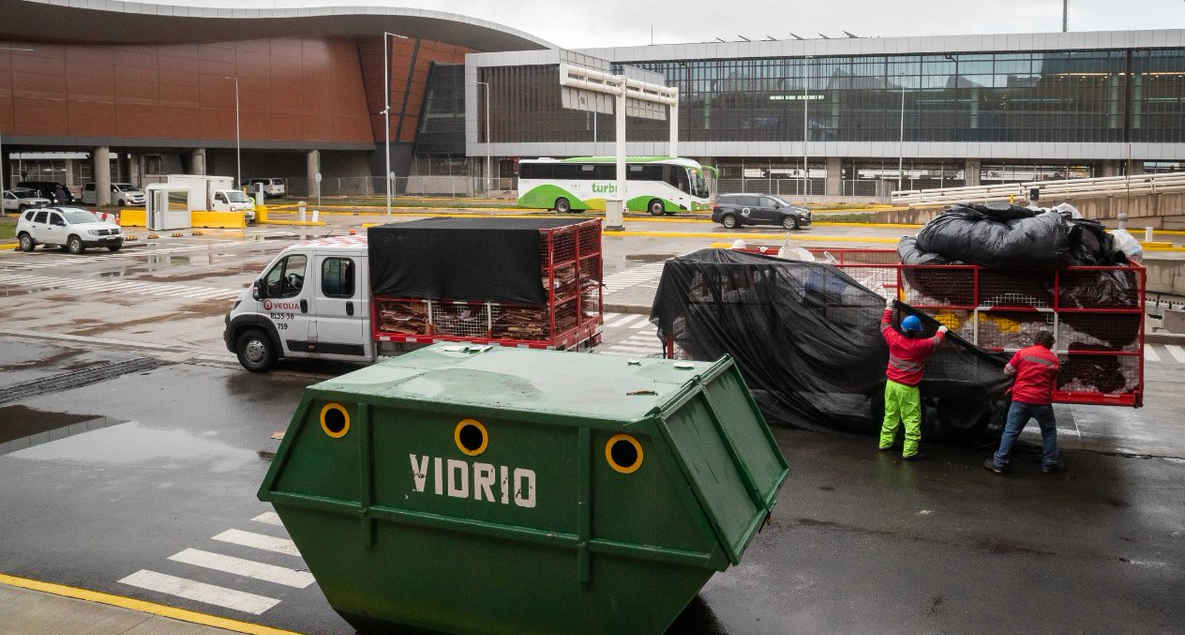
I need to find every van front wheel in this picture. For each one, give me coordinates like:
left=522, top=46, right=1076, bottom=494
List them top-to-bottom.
left=236, top=328, right=276, bottom=372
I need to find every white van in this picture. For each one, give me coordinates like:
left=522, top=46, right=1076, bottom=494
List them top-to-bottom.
left=247, top=177, right=287, bottom=197
left=82, top=182, right=146, bottom=206
left=224, top=236, right=374, bottom=371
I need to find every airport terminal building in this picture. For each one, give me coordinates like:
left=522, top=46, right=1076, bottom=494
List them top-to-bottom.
left=2, top=0, right=1184, bottom=200
left=470, top=30, right=1185, bottom=197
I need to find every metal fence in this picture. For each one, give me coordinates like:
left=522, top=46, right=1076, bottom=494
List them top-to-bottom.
left=284, top=176, right=519, bottom=199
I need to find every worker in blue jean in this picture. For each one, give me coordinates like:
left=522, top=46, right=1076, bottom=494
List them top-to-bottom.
left=985, top=331, right=1065, bottom=474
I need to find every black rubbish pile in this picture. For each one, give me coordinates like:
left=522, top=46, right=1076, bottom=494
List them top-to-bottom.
left=898, top=202, right=1140, bottom=395
left=650, top=249, right=1013, bottom=443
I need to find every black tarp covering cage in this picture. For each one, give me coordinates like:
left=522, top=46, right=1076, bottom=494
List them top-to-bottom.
left=367, top=217, right=603, bottom=349
left=651, top=249, right=1013, bottom=443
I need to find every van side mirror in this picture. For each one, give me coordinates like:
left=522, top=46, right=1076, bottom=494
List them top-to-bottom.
left=252, top=279, right=265, bottom=300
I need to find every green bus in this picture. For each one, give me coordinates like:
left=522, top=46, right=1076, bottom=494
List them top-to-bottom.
left=517, top=156, right=715, bottom=215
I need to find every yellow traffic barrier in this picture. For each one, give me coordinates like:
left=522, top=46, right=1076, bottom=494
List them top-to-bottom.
left=255, top=205, right=269, bottom=223
left=118, top=208, right=146, bottom=227
left=191, top=211, right=247, bottom=229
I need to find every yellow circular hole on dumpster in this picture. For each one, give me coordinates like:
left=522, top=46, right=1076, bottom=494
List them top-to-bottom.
left=320, top=403, right=350, bottom=438
left=454, top=419, right=488, bottom=456
left=606, top=434, right=643, bottom=474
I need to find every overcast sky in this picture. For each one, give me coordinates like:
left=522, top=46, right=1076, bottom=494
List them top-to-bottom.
left=137, top=0, right=1185, bottom=48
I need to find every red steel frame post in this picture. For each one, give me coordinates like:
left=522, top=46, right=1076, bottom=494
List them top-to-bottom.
left=547, top=229, right=556, bottom=342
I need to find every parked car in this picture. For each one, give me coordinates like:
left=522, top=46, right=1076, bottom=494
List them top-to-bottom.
left=247, top=177, right=287, bottom=198
left=17, top=181, right=75, bottom=205
left=82, top=182, right=145, bottom=206
left=3, top=188, right=51, bottom=212
left=712, top=193, right=812, bottom=230
left=16, top=206, right=123, bottom=254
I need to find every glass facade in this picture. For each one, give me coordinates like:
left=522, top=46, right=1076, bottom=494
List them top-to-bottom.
left=477, top=47, right=1185, bottom=146
left=415, top=63, right=467, bottom=156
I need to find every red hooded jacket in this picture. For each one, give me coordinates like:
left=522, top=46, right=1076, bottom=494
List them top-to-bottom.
left=881, top=308, right=946, bottom=387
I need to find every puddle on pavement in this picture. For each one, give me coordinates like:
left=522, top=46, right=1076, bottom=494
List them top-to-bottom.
left=0, top=348, right=83, bottom=372
left=0, top=404, right=113, bottom=448
left=7, top=419, right=260, bottom=472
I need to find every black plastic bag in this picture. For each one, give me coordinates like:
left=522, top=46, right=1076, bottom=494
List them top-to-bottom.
left=916, top=204, right=1072, bottom=270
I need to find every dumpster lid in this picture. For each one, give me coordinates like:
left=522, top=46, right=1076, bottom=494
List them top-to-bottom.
left=311, top=344, right=718, bottom=423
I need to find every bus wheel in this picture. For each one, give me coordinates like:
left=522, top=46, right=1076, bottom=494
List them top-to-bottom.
left=554, top=197, right=571, bottom=214
left=648, top=199, right=665, bottom=216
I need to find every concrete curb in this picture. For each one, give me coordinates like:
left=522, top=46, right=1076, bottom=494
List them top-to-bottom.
left=604, top=303, right=651, bottom=315
left=0, top=329, right=188, bottom=353
left=1145, top=332, right=1185, bottom=345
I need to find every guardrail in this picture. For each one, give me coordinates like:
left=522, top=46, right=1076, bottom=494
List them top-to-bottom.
left=892, top=171, right=1185, bottom=206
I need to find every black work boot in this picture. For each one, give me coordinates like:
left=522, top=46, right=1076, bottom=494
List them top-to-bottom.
left=983, top=458, right=1005, bottom=475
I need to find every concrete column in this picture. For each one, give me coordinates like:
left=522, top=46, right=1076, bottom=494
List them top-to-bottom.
left=93, top=146, right=111, bottom=206
left=191, top=148, right=206, bottom=176
left=307, top=149, right=320, bottom=199
left=117, top=151, right=130, bottom=183
left=129, top=153, right=140, bottom=186
left=825, top=157, right=843, bottom=196
left=63, top=159, right=75, bottom=189
left=964, top=159, right=981, bottom=187
left=1102, top=160, right=1121, bottom=177
left=1130, top=161, right=1145, bottom=175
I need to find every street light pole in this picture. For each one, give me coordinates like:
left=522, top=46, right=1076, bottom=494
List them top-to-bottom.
left=384, top=31, right=408, bottom=218
left=476, top=80, right=490, bottom=194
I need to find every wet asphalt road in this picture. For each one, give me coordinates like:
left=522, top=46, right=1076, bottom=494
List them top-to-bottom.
left=1, top=341, right=1183, bottom=634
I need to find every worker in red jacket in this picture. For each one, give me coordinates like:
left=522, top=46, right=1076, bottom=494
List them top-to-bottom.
left=879, top=299, right=947, bottom=460
left=985, top=331, right=1064, bottom=474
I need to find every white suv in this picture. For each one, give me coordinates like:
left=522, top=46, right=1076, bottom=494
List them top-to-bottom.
left=16, top=207, right=124, bottom=254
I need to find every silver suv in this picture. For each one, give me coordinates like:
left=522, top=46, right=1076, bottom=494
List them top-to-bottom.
left=16, top=207, right=124, bottom=254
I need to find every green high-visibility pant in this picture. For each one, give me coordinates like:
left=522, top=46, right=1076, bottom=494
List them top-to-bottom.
left=880, top=379, right=921, bottom=457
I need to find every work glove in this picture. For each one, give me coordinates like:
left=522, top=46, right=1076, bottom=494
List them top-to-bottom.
left=937, top=325, right=949, bottom=334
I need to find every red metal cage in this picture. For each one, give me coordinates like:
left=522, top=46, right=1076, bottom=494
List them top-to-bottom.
left=372, top=219, right=603, bottom=350
left=670, top=247, right=1145, bottom=407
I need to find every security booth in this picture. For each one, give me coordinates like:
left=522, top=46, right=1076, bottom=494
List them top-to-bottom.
left=145, top=184, right=191, bottom=230
left=258, top=344, right=788, bottom=634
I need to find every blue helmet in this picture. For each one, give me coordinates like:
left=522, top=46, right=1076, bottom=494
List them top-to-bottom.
left=901, top=315, right=923, bottom=333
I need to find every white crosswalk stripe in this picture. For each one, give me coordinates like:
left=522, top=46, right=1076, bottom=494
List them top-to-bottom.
left=602, top=262, right=665, bottom=294
left=0, top=272, right=241, bottom=300
left=1144, top=344, right=1161, bottom=363
left=1165, top=345, right=1185, bottom=364
left=115, top=511, right=314, bottom=616
left=252, top=511, right=284, bottom=527
left=212, top=528, right=302, bottom=557
left=168, top=548, right=314, bottom=589
left=118, top=569, right=280, bottom=615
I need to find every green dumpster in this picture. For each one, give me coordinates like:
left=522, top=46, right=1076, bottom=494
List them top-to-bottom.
left=258, top=344, right=788, bottom=634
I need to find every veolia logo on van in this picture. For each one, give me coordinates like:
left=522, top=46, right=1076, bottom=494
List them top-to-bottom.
left=263, top=299, right=300, bottom=311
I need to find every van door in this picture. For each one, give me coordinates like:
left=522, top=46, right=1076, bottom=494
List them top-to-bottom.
left=82, top=183, right=96, bottom=205
left=212, top=191, right=228, bottom=211
left=259, top=252, right=315, bottom=357
left=309, top=254, right=371, bottom=359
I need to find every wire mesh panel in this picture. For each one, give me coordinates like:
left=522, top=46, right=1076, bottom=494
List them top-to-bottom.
left=901, top=266, right=976, bottom=308
left=979, top=270, right=1052, bottom=308
left=375, top=299, right=429, bottom=335
left=430, top=301, right=492, bottom=338
left=976, top=310, right=1055, bottom=350
left=1058, top=313, right=1142, bottom=353
left=1057, top=352, right=1142, bottom=397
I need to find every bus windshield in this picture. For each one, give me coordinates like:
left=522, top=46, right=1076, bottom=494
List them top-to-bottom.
left=690, top=169, right=710, bottom=198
